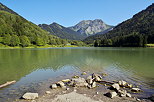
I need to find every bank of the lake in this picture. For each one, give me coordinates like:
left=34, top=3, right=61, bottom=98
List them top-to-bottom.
left=0, top=47, right=153, bottom=102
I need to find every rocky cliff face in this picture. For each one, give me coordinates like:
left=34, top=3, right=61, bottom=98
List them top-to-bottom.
left=69, top=19, right=113, bottom=36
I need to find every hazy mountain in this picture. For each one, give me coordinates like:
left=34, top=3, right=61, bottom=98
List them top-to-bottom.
left=84, top=3, right=154, bottom=46
left=69, top=19, right=113, bottom=36
left=39, top=23, right=86, bottom=40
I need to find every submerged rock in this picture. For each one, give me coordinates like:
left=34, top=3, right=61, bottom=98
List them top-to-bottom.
left=81, top=72, right=87, bottom=75
left=62, top=79, right=70, bottom=82
left=111, top=83, right=120, bottom=91
left=51, top=84, right=57, bottom=89
left=131, top=88, right=141, bottom=92
left=22, top=92, right=38, bottom=100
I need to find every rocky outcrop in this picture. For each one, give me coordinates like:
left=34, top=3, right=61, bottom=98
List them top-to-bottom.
left=69, top=19, right=113, bottom=36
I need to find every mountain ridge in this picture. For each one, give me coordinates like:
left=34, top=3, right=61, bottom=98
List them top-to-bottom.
left=69, top=19, right=113, bottom=36
left=39, top=22, right=86, bottom=40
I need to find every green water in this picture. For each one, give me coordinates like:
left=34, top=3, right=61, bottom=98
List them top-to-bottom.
left=0, top=47, right=154, bottom=101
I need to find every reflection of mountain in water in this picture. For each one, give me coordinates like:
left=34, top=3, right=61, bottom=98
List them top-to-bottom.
left=0, top=48, right=154, bottom=87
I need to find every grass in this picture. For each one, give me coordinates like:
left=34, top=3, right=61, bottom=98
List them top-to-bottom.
left=146, top=44, right=154, bottom=47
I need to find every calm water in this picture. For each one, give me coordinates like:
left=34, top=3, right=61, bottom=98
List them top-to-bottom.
left=0, top=47, right=154, bottom=101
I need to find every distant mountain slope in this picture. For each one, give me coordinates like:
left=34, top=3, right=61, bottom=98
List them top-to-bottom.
left=0, top=2, right=61, bottom=47
left=84, top=4, right=154, bottom=46
left=69, top=19, right=113, bottom=36
left=39, top=23, right=86, bottom=40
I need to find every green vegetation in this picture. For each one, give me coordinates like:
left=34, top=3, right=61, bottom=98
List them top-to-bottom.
left=0, top=3, right=86, bottom=48
left=84, top=4, right=154, bottom=47
left=39, top=23, right=86, bottom=40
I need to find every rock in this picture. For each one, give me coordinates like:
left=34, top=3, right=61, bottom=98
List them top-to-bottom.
left=81, top=72, right=87, bottom=75
left=92, top=73, right=102, bottom=81
left=72, top=75, right=79, bottom=78
left=86, top=76, right=93, bottom=84
left=71, top=77, right=88, bottom=87
left=62, top=79, right=70, bottom=82
left=118, top=80, right=127, bottom=87
left=57, top=81, right=65, bottom=87
left=91, top=82, right=97, bottom=88
left=111, top=83, right=120, bottom=91
left=51, top=84, right=57, bottom=89
left=127, top=84, right=133, bottom=88
left=62, top=86, right=67, bottom=89
left=66, top=88, right=70, bottom=90
left=131, top=88, right=141, bottom=92
left=118, top=89, right=127, bottom=97
left=45, top=91, right=51, bottom=94
left=22, top=92, right=38, bottom=100
left=96, top=92, right=99, bottom=95
left=106, top=92, right=117, bottom=98
left=126, top=93, right=131, bottom=97
left=148, top=95, right=154, bottom=101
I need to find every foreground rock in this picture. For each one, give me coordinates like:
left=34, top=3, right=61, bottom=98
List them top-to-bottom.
left=92, top=73, right=102, bottom=81
left=70, top=77, right=88, bottom=87
left=111, top=83, right=120, bottom=91
left=51, top=84, right=57, bottom=89
left=22, top=92, right=38, bottom=100
left=106, top=92, right=117, bottom=98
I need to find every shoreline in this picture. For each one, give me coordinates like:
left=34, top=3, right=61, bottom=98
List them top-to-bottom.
left=12, top=72, right=153, bottom=102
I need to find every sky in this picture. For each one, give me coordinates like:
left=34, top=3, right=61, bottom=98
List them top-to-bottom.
left=0, top=0, right=153, bottom=27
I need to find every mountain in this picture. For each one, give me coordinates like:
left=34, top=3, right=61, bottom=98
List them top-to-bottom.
left=0, top=2, right=68, bottom=47
left=0, top=3, right=18, bottom=15
left=84, top=4, right=154, bottom=47
left=69, top=19, right=113, bottom=36
left=39, top=23, right=86, bottom=40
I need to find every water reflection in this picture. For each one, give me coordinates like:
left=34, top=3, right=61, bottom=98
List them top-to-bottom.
left=0, top=47, right=154, bottom=101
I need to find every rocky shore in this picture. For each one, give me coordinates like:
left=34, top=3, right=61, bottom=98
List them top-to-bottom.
left=15, top=72, right=153, bottom=102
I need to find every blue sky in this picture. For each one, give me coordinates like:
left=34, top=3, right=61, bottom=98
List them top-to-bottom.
left=0, top=0, right=153, bottom=26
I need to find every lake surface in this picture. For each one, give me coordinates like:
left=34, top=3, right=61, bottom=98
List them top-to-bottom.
left=0, top=47, right=154, bottom=101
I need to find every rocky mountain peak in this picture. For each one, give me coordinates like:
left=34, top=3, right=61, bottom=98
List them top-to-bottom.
left=69, top=19, right=113, bottom=36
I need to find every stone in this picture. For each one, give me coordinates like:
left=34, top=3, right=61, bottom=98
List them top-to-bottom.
left=81, top=72, right=87, bottom=75
left=92, top=73, right=102, bottom=81
left=72, top=75, right=79, bottom=78
left=86, top=76, right=93, bottom=84
left=71, top=77, right=88, bottom=87
left=62, top=79, right=70, bottom=82
left=118, top=80, right=127, bottom=87
left=57, top=81, right=65, bottom=87
left=91, top=82, right=97, bottom=88
left=111, top=83, right=120, bottom=91
left=51, top=84, right=57, bottom=89
left=127, top=84, right=133, bottom=88
left=66, top=88, right=70, bottom=90
left=131, top=88, right=141, bottom=92
left=118, top=89, right=127, bottom=97
left=45, top=91, right=51, bottom=94
left=22, top=92, right=38, bottom=100
left=106, top=92, right=117, bottom=98
left=126, top=93, right=132, bottom=97
left=148, top=95, right=154, bottom=101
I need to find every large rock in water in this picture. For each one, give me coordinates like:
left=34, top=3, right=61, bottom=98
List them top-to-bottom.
left=22, top=92, right=38, bottom=100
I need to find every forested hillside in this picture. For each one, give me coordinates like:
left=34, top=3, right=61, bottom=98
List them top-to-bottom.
left=0, top=3, right=85, bottom=47
left=84, top=3, right=154, bottom=47
left=39, top=23, right=85, bottom=40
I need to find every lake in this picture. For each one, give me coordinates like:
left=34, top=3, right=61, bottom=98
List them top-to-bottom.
left=0, top=47, right=154, bottom=101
